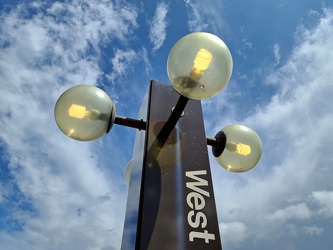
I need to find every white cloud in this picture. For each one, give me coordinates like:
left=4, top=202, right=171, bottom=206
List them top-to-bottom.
left=0, top=0, right=138, bottom=249
left=184, top=0, right=225, bottom=32
left=184, top=0, right=208, bottom=31
left=1, top=1, right=333, bottom=249
left=149, top=2, right=169, bottom=51
left=207, top=8, right=333, bottom=248
left=235, top=39, right=253, bottom=58
left=273, top=43, right=281, bottom=64
left=105, top=47, right=152, bottom=102
left=141, top=47, right=152, bottom=74
left=107, top=49, right=139, bottom=82
left=312, top=190, right=333, bottom=218
left=266, top=203, right=311, bottom=222
left=219, top=221, right=248, bottom=247
left=303, top=225, right=324, bottom=236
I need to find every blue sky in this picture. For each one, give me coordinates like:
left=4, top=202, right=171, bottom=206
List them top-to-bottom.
left=1, top=0, right=333, bottom=249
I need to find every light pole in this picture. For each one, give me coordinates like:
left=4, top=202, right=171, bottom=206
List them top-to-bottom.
left=54, top=32, right=262, bottom=250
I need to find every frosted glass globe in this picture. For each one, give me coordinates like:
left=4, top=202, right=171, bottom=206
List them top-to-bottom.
left=167, top=32, right=233, bottom=100
left=54, top=85, right=116, bottom=141
left=213, top=124, right=262, bottom=173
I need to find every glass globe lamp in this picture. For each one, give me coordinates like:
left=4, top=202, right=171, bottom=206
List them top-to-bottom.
left=167, top=32, right=233, bottom=100
left=54, top=85, right=116, bottom=141
left=212, top=124, right=262, bottom=172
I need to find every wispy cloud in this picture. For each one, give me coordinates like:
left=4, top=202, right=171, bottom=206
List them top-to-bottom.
left=0, top=0, right=138, bottom=248
left=184, top=0, right=224, bottom=32
left=184, top=0, right=208, bottom=31
left=1, top=1, right=333, bottom=249
left=149, top=2, right=169, bottom=51
left=205, top=8, right=333, bottom=249
left=273, top=43, right=281, bottom=64
left=105, top=48, right=152, bottom=104
left=107, top=49, right=139, bottom=82
left=312, top=190, right=333, bottom=217
left=266, top=203, right=311, bottom=222
left=219, top=221, right=248, bottom=247
left=303, top=225, right=324, bottom=236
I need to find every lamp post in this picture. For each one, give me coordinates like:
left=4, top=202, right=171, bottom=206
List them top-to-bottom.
left=54, top=32, right=262, bottom=250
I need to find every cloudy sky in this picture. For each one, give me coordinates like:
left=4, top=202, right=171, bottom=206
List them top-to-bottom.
left=1, top=0, right=333, bottom=249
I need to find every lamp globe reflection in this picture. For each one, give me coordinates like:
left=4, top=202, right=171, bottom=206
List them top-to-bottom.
left=167, top=32, right=233, bottom=100
left=54, top=85, right=116, bottom=141
left=212, top=124, right=262, bottom=173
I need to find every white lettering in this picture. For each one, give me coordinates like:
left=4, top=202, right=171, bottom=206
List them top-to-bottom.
left=185, top=170, right=215, bottom=243
left=185, top=170, right=210, bottom=197
left=186, top=192, right=205, bottom=210
left=188, top=210, right=207, bottom=228
left=189, top=230, right=216, bottom=243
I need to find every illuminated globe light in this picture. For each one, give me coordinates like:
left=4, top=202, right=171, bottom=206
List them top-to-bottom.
left=167, top=32, right=233, bottom=100
left=54, top=85, right=116, bottom=141
left=212, top=124, right=262, bottom=173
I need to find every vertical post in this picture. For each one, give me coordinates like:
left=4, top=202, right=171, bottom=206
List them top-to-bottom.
left=121, top=81, right=222, bottom=250
left=121, top=84, right=149, bottom=250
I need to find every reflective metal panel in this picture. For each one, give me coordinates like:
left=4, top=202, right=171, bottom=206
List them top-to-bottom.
left=138, top=81, right=222, bottom=249
left=121, top=86, right=149, bottom=250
